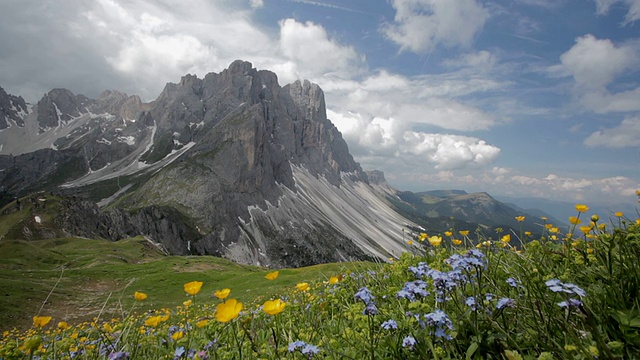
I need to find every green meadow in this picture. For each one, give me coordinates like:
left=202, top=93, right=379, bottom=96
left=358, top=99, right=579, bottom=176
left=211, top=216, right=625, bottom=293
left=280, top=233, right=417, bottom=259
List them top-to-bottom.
left=1, top=199, right=639, bottom=359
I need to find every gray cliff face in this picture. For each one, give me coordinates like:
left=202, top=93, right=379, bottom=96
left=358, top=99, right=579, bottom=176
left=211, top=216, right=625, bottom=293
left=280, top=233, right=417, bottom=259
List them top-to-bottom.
left=0, top=60, right=414, bottom=268
left=0, top=86, right=28, bottom=129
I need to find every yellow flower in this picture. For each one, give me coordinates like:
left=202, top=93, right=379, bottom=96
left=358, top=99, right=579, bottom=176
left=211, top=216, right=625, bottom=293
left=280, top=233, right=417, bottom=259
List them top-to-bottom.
left=636, top=190, right=640, bottom=196
left=575, top=204, right=589, bottom=213
left=615, top=211, right=624, bottom=217
left=590, top=214, right=599, bottom=222
left=515, top=216, right=525, bottom=222
left=541, top=216, right=547, bottom=221
left=568, top=216, right=581, bottom=225
left=636, top=219, right=640, bottom=225
left=545, top=223, right=553, bottom=229
left=598, top=223, right=606, bottom=230
left=579, top=225, right=593, bottom=234
left=549, top=227, right=559, bottom=233
left=459, top=230, right=470, bottom=236
left=444, top=231, right=453, bottom=237
left=524, top=231, right=532, bottom=236
left=418, top=233, right=428, bottom=242
left=501, top=234, right=511, bottom=243
left=428, top=235, right=442, bottom=247
left=452, top=239, right=462, bottom=245
left=407, top=240, right=413, bottom=245
left=587, top=248, right=594, bottom=254
left=388, top=257, right=395, bottom=262
left=264, top=271, right=279, bottom=280
left=329, top=276, right=340, bottom=284
left=184, top=281, right=203, bottom=296
left=296, top=282, right=310, bottom=292
left=214, top=288, right=231, bottom=300
left=134, top=291, right=148, bottom=301
left=183, top=299, right=192, bottom=307
left=216, top=299, right=243, bottom=322
left=263, top=299, right=286, bottom=315
left=33, top=316, right=52, bottom=328
left=144, top=316, right=162, bottom=327
left=196, top=319, right=209, bottom=328
left=57, top=321, right=69, bottom=330
left=103, top=323, right=115, bottom=333
left=172, top=331, right=184, bottom=341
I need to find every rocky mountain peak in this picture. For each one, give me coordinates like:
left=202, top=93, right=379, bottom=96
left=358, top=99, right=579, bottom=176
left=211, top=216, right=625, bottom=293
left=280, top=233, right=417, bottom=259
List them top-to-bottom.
left=0, top=86, right=28, bottom=129
left=36, top=88, right=89, bottom=129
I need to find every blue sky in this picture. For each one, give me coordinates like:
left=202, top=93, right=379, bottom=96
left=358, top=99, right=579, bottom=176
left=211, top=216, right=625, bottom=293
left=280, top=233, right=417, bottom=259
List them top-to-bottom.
left=0, top=0, right=639, bottom=205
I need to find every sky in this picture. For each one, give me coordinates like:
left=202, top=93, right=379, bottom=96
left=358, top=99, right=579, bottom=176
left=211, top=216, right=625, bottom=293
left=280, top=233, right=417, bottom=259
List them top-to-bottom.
left=0, top=0, right=639, bottom=206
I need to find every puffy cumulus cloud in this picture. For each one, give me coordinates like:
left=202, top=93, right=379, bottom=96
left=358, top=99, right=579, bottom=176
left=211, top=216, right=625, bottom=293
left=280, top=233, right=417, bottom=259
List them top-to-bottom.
left=78, top=0, right=275, bottom=99
left=382, top=0, right=490, bottom=53
left=593, top=0, right=640, bottom=24
left=277, top=19, right=364, bottom=83
left=548, top=34, right=640, bottom=113
left=324, top=70, right=505, bottom=134
left=328, top=109, right=500, bottom=170
left=584, top=117, right=640, bottom=148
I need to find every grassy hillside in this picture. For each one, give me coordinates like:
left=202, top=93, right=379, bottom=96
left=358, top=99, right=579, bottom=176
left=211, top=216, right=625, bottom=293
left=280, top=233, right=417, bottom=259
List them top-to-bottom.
left=0, top=236, right=379, bottom=330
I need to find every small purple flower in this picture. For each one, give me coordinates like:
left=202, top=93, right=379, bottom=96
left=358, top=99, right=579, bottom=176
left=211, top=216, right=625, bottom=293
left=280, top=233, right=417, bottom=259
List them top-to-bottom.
left=506, top=277, right=520, bottom=288
left=545, top=279, right=586, bottom=298
left=354, top=287, right=375, bottom=305
left=465, top=296, right=477, bottom=311
left=496, top=297, right=515, bottom=310
left=558, top=298, right=582, bottom=308
left=363, top=302, right=379, bottom=316
left=423, top=309, right=454, bottom=340
left=381, top=319, right=398, bottom=330
left=402, top=335, right=417, bottom=350
left=288, top=340, right=307, bottom=352
left=301, top=344, right=320, bottom=356
left=174, top=346, right=185, bottom=359
left=108, top=352, right=130, bottom=360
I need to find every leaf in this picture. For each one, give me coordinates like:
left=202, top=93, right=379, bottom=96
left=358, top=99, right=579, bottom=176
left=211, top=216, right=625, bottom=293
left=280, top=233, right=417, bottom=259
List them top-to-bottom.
left=466, top=342, right=479, bottom=360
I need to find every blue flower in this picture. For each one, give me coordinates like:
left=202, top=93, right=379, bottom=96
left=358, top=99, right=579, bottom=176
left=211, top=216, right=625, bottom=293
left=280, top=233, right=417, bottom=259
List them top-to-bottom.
left=506, top=277, right=520, bottom=288
left=545, top=279, right=586, bottom=297
left=397, top=280, right=429, bottom=301
left=354, top=287, right=375, bottom=305
left=465, top=296, right=477, bottom=311
left=496, top=297, right=515, bottom=310
left=558, top=298, right=582, bottom=308
left=363, top=302, right=379, bottom=316
left=423, top=309, right=454, bottom=340
left=381, top=319, right=398, bottom=330
left=402, top=335, right=417, bottom=350
left=288, top=340, right=307, bottom=352
left=301, top=344, right=320, bottom=356
left=174, top=346, right=185, bottom=359
left=108, top=352, right=130, bottom=360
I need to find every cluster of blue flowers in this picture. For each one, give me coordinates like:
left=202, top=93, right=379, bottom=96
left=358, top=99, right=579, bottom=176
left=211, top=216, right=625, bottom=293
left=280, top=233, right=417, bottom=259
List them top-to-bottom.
left=545, top=279, right=586, bottom=309
left=355, top=286, right=379, bottom=315
left=288, top=340, right=320, bottom=356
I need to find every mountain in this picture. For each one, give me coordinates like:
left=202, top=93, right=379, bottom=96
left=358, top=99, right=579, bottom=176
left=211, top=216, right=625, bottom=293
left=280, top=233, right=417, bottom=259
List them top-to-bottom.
left=0, top=61, right=415, bottom=268
left=384, top=189, right=557, bottom=244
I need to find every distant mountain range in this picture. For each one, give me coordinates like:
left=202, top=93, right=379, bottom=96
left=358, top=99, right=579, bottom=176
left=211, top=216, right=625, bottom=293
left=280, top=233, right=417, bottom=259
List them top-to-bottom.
left=0, top=61, right=593, bottom=268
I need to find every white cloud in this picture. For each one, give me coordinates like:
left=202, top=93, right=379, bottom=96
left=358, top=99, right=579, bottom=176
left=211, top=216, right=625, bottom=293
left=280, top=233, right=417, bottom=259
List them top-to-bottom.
left=250, top=0, right=264, bottom=8
left=382, top=0, right=489, bottom=53
left=593, top=0, right=640, bottom=24
left=277, top=19, right=363, bottom=82
left=549, top=34, right=640, bottom=113
left=442, top=51, right=498, bottom=72
left=328, top=109, right=501, bottom=170
left=584, top=117, right=640, bottom=148
left=417, top=168, right=639, bottom=203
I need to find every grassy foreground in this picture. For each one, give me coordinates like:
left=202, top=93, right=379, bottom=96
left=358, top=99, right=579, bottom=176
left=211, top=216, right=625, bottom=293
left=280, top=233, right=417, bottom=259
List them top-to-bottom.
left=1, top=202, right=640, bottom=359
